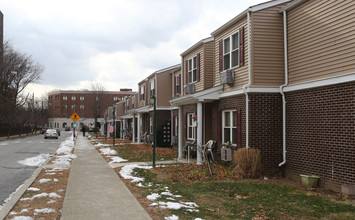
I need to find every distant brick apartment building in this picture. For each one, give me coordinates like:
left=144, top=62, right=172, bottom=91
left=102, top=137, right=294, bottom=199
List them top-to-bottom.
left=48, top=89, right=135, bottom=129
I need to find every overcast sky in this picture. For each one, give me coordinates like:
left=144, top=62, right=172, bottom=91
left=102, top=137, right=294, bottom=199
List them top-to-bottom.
left=1, top=0, right=268, bottom=99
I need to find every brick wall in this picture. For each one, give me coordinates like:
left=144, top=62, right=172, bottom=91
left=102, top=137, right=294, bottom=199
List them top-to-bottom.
left=285, top=82, right=355, bottom=191
left=249, top=93, right=283, bottom=174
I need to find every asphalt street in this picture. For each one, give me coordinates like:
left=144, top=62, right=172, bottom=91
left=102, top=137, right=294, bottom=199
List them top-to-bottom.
left=0, top=131, right=72, bottom=204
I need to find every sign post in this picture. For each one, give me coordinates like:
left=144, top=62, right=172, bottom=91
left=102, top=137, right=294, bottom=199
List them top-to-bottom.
left=70, top=113, right=80, bottom=138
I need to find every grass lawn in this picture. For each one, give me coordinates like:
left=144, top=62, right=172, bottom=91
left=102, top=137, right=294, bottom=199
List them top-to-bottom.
left=119, top=164, right=355, bottom=220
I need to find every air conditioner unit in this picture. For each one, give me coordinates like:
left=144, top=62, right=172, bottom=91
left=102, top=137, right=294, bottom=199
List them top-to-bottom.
left=220, top=70, right=234, bottom=84
left=184, top=83, right=195, bottom=94
left=221, top=146, right=232, bottom=161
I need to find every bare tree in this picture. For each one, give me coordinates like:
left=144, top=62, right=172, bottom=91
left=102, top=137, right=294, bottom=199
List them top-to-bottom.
left=0, top=41, right=44, bottom=137
left=91, top=82, right=105, bottom=135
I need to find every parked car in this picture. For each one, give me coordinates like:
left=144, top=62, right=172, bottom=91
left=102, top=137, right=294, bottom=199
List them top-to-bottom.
left=41, top=127, right=48, bottom=134
left=65, top=127, right=71, bottom=131
left=55, top=128, right=61, bottom=136
left=44, top=129, right=58, bottom=139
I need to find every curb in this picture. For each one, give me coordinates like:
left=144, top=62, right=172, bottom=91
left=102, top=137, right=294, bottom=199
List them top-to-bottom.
left=0, top=134, right=74, bottom=219
left=0, top=166, right=43, bottom=219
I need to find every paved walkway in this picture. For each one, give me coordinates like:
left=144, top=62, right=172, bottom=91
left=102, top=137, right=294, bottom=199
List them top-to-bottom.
left=61, top=135, right=152, bottom=220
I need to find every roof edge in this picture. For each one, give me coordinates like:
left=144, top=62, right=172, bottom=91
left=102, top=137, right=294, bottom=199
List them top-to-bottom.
left=279, top=0, right=307, bottom=12
left=180, top=37, right=214, bottom=57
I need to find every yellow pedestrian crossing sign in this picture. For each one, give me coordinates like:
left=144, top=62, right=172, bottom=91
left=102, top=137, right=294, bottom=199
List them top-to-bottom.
left=70, top=112, right=80, bottom=122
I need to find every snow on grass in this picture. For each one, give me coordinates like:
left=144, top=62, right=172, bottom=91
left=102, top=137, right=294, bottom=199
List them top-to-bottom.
left=52, top=136, right=76, bottom=167
left=94, top=143, right=112, bottom=147
left=99, top=147, right=117, bottom=155
left=18, top=154, right=50, bottom=167
left=109, top=156, right=128, bottom=163
left=119, top=164, right=153, bottom=182
left=39, top=179, right=52, bottom=184
left=27, top=187, right=40, bottom=191
left=20, top=192, right=60, bottom=201
left=147, top=193, right=161, bottom=200
left=158, top=201, right=199, bottom=211
left=34, top=208, right=55, bottom=215
left=165, top=215, right=179, bottom=220
left=11, top=216, right=33, bottom=220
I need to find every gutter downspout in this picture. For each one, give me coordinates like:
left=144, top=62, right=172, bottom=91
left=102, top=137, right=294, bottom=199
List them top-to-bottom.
left=242, top=10, right=251, bottom=149
left=279, top=10, right=288, bottom=167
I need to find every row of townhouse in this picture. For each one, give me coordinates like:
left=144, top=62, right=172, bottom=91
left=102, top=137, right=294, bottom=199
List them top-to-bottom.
left=104, top=0, right=355, bottom=192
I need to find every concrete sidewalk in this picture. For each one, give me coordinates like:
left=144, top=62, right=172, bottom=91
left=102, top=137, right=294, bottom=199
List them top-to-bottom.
left=61, top=135, right=152, bottom=220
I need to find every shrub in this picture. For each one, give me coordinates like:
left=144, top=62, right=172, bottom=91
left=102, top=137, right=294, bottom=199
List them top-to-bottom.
left=234, top=148, right=262, bottom=178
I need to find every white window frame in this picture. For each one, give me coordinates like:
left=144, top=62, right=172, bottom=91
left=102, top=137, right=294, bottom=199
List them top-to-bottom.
left=223, top=31, right=239, bottom=71
left=188, top=56, right=197, bottom=83
left=176, top=75, right=180, bottom=95
left=150, top=79, right=155, bottom=96
left=140, top=85, right=145, bottom=101
left=63, top=95, right=67, bottom=100
left=71, top=96, right=76, bottom=101
left=80, top=96, right=84, bottom=101
left=222, top=110, right=237, bottom=145
left=187, top=113, right=196, bottom=140
left=174, top=116, right=178, bottom=136
left=150, top=117, right=153, bottom=134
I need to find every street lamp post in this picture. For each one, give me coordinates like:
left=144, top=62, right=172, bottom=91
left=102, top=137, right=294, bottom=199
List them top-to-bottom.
left=150, top=95, right=156, bottom=168
left=113, top=106, right=116, bottom=146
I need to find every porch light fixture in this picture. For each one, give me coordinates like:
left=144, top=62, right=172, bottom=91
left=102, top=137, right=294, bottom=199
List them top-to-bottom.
left=150, top=95, right=156, bottom=168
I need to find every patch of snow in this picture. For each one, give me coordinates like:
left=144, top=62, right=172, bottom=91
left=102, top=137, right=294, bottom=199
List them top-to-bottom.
left=94, top=143, right=111, bottom=147
left=99, top=148, right=117, bottom=155
left=18, top=154, right=50, bottom=167
left=109, top=156, right=128, bottom=163
left=119, top=164, right=152, bottom=183
left=45, top=172, right=56, bottom=175
left=39, top=179, right=52, bottom=184
left=53, top=179, right=59, bottom=182
left=27, top=187, right=40, bottom=191
left=161, top=191, right=174, bottom=196
left=147, top=193, right=161, bottom=200
left=166, top=197, right=176, bottom=201
left=47, top=199, right=56, bottom=204
left=158, top=201, right=199, bottom=211
left=150, top=203, right=158, bottom=207
left=34, top=208, right=55, bottom=215
left=20, top=209, right=29, bottom=213
left=165, top=215, right=179, bottom=220
left=11, top=217, right=33, bottom=220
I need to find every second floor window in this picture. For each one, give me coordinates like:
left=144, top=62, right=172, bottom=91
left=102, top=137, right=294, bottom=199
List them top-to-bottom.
left=223, top=31, right=239, bottom=70
left=188, top=56, right=197, bottom=83
left=176, top=75, right=180, bottom=95
left=150, top=80, right=155, bottom=96
left=140, top=85, right=145, bottom=100
left=63, top=95, right=67, bottom=100
left=71, top=96, right=76, bottom=101
left=80, top=96, right=84, bottom=101
left=113, top=96, right=118, bottom=101
left=132, top=96, right=135, bottom=109
left=71, top=104, right=76, bottom=109
left=63, top=105, right=67, bottom=109
left=80, top=105, right=84, bottom=109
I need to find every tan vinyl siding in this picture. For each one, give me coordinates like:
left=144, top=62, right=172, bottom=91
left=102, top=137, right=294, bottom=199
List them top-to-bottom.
left=287, top=0, right=355, bottom=85
left=252, top=4, right=285, bottom=86
left=214, top=17, right=249, bottom=92
left=203, top=41, right=215, bottom=88
left=173, top=70, right=182, bottom=98
left=157, top=72, right=172, bottom=107
left=116, top=102, right=125, bottom=117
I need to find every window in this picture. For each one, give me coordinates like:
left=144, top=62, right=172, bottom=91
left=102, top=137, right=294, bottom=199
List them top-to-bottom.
left=223, top=32, right=239, bottom=70
left=188, top=56, right=197, bottom=83
left=176, top=75, right=180, bottom=95
left=150, top=80, right=155, bottom=96
left=140, top=85, right=145, bottom=100
left=63, top=95, right=67, bottom=100
left=71, top=96, right=76, bottom=101
left=80, top=96, right=84, bottom=101
left=96, top=96, right=100, bottom=101
left=113, top=96, right=118, bottom=101
left=132, top=96, right=135, bottom=109
left=71, top=104, right=76, bottom=109
left=63, top=105, right=67, bottom=109
left=80, top=105, right=84, bottom=109
left=222, top=110, right=237, bottom=145
left=187, top=113, right=196, bottom=140
left=174, top=116, right=178, bottom=136
left=150, top=117, right=153, bottom=134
